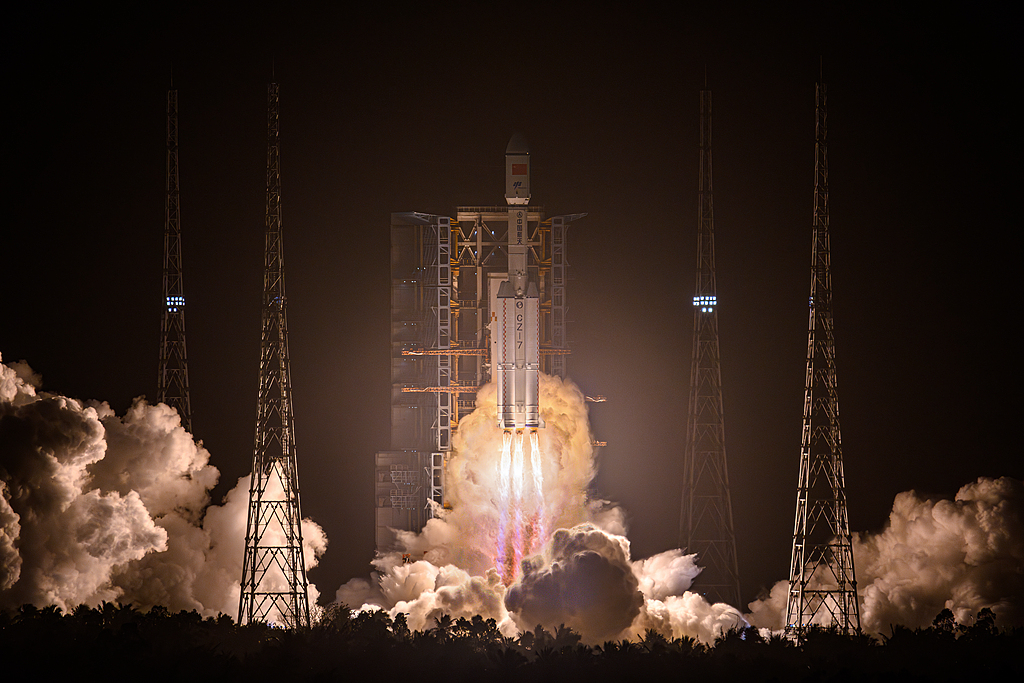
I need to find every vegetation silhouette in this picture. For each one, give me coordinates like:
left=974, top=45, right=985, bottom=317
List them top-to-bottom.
left=1, top=603, right=1019, bottom=682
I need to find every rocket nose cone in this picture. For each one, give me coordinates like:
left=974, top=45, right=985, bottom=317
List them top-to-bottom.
left=506, top=133, right=529, bottom=155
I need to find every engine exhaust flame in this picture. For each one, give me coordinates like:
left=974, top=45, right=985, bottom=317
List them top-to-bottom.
left=494, top=427, right=550, bottom=585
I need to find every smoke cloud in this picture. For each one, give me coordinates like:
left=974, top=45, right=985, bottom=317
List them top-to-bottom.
left=13, top=351, right=1013, bottom=638
left=0, top=355, right=326, bottom=616
left=341, top=374, right=745, bottom=644
left=746, top=476, right=1024, bottom=633
left=856, top=476, right=1023, bottom=630
left=506, top=524, right=643, bottom=642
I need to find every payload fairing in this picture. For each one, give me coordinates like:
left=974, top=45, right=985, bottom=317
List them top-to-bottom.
left=493, top=135, right=543, bottom=432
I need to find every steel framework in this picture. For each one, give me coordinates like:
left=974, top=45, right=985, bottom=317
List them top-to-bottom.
left=785, top=81, right=861, bottom=638
left=239, top=82, right=311, bottom=629
left=157, top=87, right=192, bottom=433
left=679, top=89, right=741, bottom=607
left=376, top=205, right=584, bottom=552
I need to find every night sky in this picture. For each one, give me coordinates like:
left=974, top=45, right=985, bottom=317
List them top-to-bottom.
left=3, top=4, right=1018, bottom=608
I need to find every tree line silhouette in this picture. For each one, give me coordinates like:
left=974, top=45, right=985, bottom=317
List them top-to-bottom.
left=1, top=603, right=1018, bottom=681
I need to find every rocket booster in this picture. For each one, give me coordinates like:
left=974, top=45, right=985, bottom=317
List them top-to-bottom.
left=495, top=135, right=543, bottom=431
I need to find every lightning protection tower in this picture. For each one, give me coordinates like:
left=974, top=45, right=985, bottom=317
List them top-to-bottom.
left=785, top=80, right=861, bottom=638
left=239, top=82, right=311, bottom=629
left=157, top=85, right=192, bottom=433
left=679, top=89, right=741, bottom=607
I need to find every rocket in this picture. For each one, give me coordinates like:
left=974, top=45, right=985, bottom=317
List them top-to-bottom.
left=493, top=134, right=543, bottom=432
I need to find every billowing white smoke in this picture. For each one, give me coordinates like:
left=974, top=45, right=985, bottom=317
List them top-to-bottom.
left=0, top=355, right=326, bottom=616
left=339, top=373, right=746, bottom=644
left=746, top=477, right=1024, bottom=633
left=856, top=477, right=1023, bottom=630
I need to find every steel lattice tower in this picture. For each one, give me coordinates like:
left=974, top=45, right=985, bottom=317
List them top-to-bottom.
left=785, top=81, right=861, bottom=638
left=239, top=82, right=311, bottom=629
left=157, top=86, right=192, bottom=433
left=679, top=89, right=741, bottom=607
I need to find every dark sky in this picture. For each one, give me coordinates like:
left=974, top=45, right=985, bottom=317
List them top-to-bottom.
left=3, top=4, right=1018, bottom=608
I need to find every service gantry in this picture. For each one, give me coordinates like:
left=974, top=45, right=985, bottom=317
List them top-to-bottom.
left=785, top=80, right=861, bottom=638
left=239, top=82, right=311, bottom=629
left=157, top=85, right=192, bottom=432
left=679, top=89, right=742, bottom=607
left=375, top=201, right=584, bottom=552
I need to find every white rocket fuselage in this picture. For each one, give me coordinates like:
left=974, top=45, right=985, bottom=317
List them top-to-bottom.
left=495, top=135, right=542, bottom=431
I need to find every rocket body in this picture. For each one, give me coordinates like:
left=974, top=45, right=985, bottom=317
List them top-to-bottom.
left=494, top=135, right=543, bottom=431
left=496, top=279, right=541, bottom=430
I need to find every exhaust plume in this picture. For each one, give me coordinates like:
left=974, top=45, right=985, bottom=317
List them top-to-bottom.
left=341, top=373, right=745, bottom=644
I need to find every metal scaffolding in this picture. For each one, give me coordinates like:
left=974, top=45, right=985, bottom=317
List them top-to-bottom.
left=785, top=80, right=861, bottom=639
left=239, top=82, right=311, bottom=629
left=157, top=86, right=192, bottom=433
left=679, top=89, right=741, bottom=607
left=375, top=204, right=584, bottom=552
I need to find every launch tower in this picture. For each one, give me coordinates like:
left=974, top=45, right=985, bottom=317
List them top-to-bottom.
left=785, top=80, right=861, bottom=638
left=238, top=83, right=311, bottom=629
left=157, top=85, right=192, bottom=432
left=679, top=89, right=741, bottom=607
left=375, top=139, right=584, bottom=552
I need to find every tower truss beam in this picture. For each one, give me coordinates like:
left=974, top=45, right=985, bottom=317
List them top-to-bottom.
left=785, top=80, right=861, bottom=639
left=239, top=82, right=311, bottom=629
left=158, top=87, right=192, bottom=432
left=680, top=89, right=741, bottom=607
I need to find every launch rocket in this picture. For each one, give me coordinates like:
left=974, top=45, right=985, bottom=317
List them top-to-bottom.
left=494, top=135, right=543, bottom=432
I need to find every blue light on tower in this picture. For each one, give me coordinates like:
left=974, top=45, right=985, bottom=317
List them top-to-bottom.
left=693, top=294, right=717, bottom=313
left=166, top=295, right=185, bottom=313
